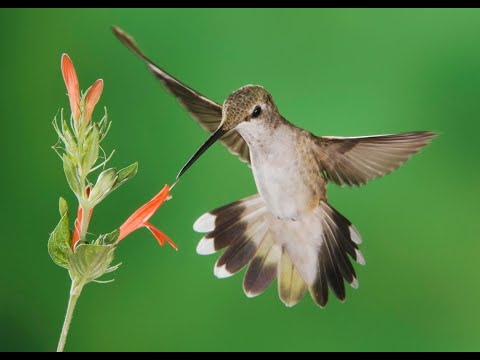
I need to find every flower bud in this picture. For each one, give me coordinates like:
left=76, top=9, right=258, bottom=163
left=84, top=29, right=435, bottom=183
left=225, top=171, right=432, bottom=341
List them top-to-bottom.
left=80, top=125, right=100, bottom=177
left=63, top=154, right=82, bottom=198
left=112, top=162, right=138, bottom=191
left=88, top=168, right=118, bottom=206
left=59, top=197, right=69, bottom=218
left=68, top=244, right=116, bottom=284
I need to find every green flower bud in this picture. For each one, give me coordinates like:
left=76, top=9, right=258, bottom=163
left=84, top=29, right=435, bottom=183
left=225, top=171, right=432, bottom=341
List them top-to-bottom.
left=62, top=118, right=78, bottom=157
left=80, top=125, right=100, bottom=177
left=63, top=154, right=82, bottom=197
left=112, top=162, right=138, bottom=191
left=88, top=168, right=118, bottom=206
left=59, top=197, right=69, bottom=218
left=95, top=229, right=120, bottom=246
left=69, top=244, right=116, bottom=284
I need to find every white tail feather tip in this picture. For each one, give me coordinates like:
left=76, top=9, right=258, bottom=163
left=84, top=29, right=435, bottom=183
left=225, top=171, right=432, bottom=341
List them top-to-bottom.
left=193, top=213, right=216, bottom=233
left=349, top=226, right=362, bottom=244
left=196, top=237, right=216, bottom=255
left=355, top=249, right=366, bottom=265
left=214, top=264, right=233, bottom=279
left=351, top=278, right=359, bottom=289
left=244, top=290, right=259, bottom=299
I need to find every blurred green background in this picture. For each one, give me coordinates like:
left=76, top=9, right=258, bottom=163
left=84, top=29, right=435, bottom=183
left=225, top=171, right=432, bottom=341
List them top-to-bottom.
left=1, top=8, right=479, bottom=352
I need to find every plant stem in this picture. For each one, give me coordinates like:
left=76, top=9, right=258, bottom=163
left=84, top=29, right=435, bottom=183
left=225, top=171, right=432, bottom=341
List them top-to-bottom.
left=79, top=203, right=91, bottom=242
left=56, top=280, right=84, bottom=352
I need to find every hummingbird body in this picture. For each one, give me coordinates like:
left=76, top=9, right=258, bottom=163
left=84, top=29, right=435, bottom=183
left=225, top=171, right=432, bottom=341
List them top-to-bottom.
left=115, top=27, right=437, bottom=308
left=238, top=118, right=319, bottom=221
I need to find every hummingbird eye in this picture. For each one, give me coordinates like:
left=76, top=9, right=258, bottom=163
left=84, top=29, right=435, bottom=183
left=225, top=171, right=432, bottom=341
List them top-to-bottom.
left=252, top=106, right=262, bottom=118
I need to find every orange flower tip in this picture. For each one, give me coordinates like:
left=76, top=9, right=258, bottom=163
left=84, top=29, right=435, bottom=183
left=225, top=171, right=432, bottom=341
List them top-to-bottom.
left=61, top=53, right=81, bottom=120
left=61, top=53, right=71, bottom=63
left=61, top=54, right=76, bottom=80
left=85, top=79, right=104, bottom=123
left=91, top=79, right=104, bottom=92
left=145, top=222, right=177, bottom=250
left=163, top=234, right=178, bottom=251
left=168, top=241, right=178, bottom=252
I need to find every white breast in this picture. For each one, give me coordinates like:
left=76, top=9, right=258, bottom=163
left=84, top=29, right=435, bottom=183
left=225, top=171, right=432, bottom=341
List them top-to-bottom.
left=236, top=121, right=313, bottom=220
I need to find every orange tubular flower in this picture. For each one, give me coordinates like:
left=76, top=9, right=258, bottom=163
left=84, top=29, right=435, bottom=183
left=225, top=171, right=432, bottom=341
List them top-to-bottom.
left=61, top=54, right=81, bottom=122
left=61, top=54, right=103, bottom=126
left=85, top=79, right=103, bottom=124
left=118, top=184, right=177, bottom=250
left=71, top=187, right=93, bottom=250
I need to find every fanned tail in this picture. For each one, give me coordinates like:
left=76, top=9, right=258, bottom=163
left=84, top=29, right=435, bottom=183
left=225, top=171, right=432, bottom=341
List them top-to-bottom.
left=194, top=194, right=285, bottom=299
left=194, top=195, right=365, bottom=308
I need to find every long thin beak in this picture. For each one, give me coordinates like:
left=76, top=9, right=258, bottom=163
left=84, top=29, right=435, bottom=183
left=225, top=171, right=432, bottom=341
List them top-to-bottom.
left=176, top=127, right=227, bottom=179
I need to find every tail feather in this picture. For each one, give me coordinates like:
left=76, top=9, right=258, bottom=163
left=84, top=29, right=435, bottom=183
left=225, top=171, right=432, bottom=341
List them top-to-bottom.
left=194, top=194, right=264, bottom=255
left=193, top=195, right=365, bottom=308
left=309, top=202, right=364, bottom=307
left=215, top=220, right=268, bottom=278
left=243, top=233, right=281, bottom=298
left=322, top=239, right=347, bottom=302
left=278, top=248, right=308, bottom=307
left=310, top=254, right=329, bottom=308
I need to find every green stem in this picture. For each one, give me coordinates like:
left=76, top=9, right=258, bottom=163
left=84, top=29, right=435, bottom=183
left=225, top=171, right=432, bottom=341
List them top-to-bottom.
left=78, top=203, right=91, bottom=242
left=56, top=280, right=84, bottom=352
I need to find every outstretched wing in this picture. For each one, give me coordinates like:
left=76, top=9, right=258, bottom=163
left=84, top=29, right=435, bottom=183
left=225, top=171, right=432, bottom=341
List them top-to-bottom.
left=113, top=26, right=250, bottom=164
left=312, top=131, right=437, bottom=187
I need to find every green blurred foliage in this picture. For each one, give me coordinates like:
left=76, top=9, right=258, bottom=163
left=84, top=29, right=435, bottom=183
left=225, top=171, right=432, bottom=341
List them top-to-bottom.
left=0, top=8, right=478, bottom=351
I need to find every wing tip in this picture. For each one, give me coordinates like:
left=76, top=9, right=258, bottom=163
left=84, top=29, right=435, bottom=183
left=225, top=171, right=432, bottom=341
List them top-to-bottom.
left=112, top=26, right=145, bottom=60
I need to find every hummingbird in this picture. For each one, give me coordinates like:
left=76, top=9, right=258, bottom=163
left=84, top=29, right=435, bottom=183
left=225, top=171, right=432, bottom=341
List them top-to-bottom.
left=114, top=27, right=436, bottom=308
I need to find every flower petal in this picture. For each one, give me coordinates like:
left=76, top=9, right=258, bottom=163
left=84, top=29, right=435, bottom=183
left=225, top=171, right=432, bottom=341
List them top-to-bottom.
left=61, top=54, right=81, bottom=122
left=85, top=79, right=104, bottom=124
left=118, top=184, right=170, bottom=241
left=71, top=186, right=93, bottom=250
left=71, top=206, right=83, bottom=250
left=145, top=222, right=177, bottom=251
left=145, top=223, right=165, bottom=246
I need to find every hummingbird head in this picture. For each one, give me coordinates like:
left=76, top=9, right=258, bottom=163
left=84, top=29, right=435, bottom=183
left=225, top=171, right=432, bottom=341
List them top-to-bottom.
left=177, top=85, right=276, bottom=179
left=220, top=85, right=276, bottom=130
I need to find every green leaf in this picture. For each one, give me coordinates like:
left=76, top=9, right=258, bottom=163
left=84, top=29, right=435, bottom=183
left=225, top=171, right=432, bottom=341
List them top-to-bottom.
left=98, top=107, right=111, bottom=141
left=62, top=118, right=78, bottom=157
left=81, top=125, right=99, bottom=176
left=63, top=154, right=82, bottom=197
left=112, top=162, right=138, bottom=191
left=88, top=168, right=118, bottom=206
left=59, top=197, right=68, bottom=218
left=48, top=213, right=72, bottom=269
left=95, top=229, right=120, bottom=246
left=69, top=244, right=116, bottom=284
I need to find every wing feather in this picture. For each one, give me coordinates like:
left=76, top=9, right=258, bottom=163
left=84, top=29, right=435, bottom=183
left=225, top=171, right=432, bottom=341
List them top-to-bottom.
left=113, top=26, right=250, bottom=163
left=312, top=131, right=437, bottom=187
